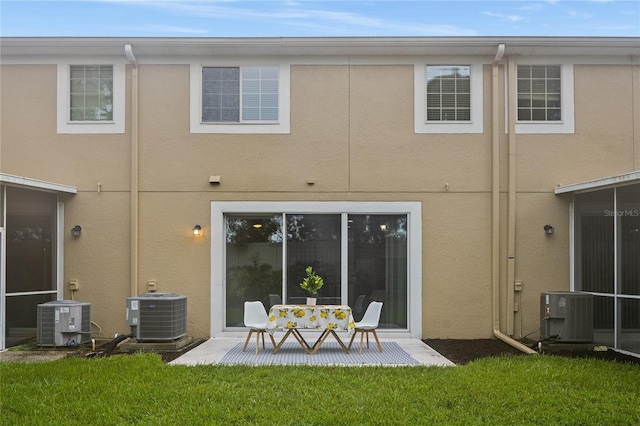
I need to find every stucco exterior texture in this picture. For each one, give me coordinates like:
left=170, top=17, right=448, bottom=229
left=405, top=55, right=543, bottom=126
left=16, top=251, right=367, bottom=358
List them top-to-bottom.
left=1, top=40, right=639, bottom=343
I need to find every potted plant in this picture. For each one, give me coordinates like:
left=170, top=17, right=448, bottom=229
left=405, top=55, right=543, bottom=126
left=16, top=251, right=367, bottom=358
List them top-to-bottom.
left=300, top=266, right=324, bottom=305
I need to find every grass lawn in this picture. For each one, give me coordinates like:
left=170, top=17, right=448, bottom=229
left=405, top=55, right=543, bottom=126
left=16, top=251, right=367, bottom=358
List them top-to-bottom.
left=1, top=353, right=639, bottom=425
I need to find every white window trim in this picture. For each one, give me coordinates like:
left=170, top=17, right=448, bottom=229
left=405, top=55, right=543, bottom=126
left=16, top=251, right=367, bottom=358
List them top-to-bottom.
left=190, top=62, right=291, bottom=134
left=415, top=62, right=483, bottom=134
left=513, top=62, right=575, bottom=134
left=56, top=63, right=126, bottom=134
left=210, top=201, right=422, bottom=339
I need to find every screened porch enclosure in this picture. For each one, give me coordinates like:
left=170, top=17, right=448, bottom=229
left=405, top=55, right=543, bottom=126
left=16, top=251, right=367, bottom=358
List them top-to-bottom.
left=574, top=183, right=640, bottom=353
left=224, top=213, right=408, bottom=330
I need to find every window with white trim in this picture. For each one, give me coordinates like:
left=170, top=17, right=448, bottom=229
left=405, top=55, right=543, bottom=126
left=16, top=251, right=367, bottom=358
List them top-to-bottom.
left=415, top=62, right=483, bottom=134
left=514, top=62, right=574, bottom=134
left=57, top=63, right=125, bottom=134
left=190, top=63, right=290, bottom=134
left=517, top=65, right=561, bottom=122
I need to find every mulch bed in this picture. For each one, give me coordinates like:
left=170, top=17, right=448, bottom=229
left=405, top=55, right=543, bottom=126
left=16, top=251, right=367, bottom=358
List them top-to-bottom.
left=424, top=338, right=640, bottom=365
left=424, top=339, right=524, bottom=365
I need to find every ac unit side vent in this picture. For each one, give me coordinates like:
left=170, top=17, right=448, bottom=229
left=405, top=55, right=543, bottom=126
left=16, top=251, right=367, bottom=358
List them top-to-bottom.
left=540, top=292, right=594, bottom=343
left=126, top=293, right=187, bottom=342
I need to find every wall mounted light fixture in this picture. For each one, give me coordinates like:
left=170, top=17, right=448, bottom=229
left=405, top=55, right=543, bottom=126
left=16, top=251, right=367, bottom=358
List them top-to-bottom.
left=193, top=224, right=202, bottom=236
left=544, top=224, right=554, bottom=235
left=71, top=225, right=82, bottom=238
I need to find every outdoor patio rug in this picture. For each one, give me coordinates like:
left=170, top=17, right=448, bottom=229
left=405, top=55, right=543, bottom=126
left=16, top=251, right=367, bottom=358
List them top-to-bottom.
left=218, top=341, right=420, bottom=366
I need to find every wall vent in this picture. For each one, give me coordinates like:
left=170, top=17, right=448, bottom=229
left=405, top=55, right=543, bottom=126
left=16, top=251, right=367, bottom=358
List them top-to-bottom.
left=540, top=292, right=594, bottom=343
left=126, top=293, right=187, bottom=342
left=37, top=300, right=91, bottom=347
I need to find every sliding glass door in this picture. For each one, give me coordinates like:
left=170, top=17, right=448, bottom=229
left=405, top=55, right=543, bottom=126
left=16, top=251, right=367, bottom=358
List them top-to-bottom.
left=218, top=203, right=419, bottom=333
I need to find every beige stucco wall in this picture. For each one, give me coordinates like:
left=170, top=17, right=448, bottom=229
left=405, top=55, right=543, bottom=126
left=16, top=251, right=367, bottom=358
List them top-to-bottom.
left=1, top=57, right=638, bottom=341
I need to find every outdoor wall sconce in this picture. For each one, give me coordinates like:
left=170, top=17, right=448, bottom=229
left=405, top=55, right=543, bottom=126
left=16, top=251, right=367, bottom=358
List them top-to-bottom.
left=544, top=224, right=555, bottom=235
left=71, top=225, right=82, bottom=239
left=193, top=225, right=202, bottom=236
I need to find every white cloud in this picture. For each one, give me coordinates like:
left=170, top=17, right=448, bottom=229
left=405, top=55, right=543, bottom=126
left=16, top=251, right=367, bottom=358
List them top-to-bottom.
left=517, top=3, right=544, bottom=12
left=482, top=11, right=525, bottom=23
left=131, top=24, right=208, bottom=34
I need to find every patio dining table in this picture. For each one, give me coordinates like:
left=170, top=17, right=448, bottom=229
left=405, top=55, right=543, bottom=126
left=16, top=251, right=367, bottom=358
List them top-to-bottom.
left=266, top=304, right=355, bottom=354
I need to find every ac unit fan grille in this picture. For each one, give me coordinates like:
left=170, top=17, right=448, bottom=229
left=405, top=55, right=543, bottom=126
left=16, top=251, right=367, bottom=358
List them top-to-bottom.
left=128, top=294, right=188, bottom=341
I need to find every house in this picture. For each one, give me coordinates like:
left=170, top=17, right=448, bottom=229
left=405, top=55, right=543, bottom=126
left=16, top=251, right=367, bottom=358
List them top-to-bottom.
left=1, top=36, right=639, bottom=353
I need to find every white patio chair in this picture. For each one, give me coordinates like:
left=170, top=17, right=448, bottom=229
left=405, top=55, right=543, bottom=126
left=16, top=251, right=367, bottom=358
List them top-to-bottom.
left=268, top=293, right=282, bottom=307
left=353, top=294, right=367, bottom=319
left=242, top=301, right=276, bottom=355
left=348, top=301, right=383, bottom=354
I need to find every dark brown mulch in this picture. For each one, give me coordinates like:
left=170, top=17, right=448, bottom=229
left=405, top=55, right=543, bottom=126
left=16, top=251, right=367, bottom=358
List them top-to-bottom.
left=424, top=338, right=640, bottom=365
left=424, top=338, right=524, bottom=365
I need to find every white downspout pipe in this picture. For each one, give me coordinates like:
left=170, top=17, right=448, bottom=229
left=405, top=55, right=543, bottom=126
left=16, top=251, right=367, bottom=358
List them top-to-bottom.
left=125, top=44, right=139, bottom=298
left=491, top=45, right=536, bottom=354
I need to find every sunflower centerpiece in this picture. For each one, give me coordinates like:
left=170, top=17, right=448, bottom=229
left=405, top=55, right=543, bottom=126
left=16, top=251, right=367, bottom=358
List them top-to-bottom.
left=300, top=266, right=324, bottom=306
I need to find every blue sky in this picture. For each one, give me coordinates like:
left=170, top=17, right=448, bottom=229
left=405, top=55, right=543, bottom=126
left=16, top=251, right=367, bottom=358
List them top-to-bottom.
left=1, top=0, right=638, bottom=37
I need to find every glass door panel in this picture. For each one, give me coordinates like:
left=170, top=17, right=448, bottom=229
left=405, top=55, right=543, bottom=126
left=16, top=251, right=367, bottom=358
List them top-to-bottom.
left=285, top=214, right=341, bottom=305
left=224, top=215, right=283, bottom=327
left=348, top=215, right=407, bottom=326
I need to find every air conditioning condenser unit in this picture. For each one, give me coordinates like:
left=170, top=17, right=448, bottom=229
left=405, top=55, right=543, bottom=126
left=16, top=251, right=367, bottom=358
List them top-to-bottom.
left=540, top=292, right=594, bottom=343
left=126, top=293, right=187, bottom=342
left=37, top=300, right=91, bottom=347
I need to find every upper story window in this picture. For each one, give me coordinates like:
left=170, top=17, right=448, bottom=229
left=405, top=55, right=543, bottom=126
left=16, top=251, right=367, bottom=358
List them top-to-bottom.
left=190, top=62, right=290, bottom=134
left=415, top=62, right=483, bottom=134
left=514, top=62, right=574, bottom=134
left=57, top=63, right=125, bottom=134
left=70, top=65, right=113, bottom=121
left=426, top=65, right=470, bottom=122
left=517, top=65, right=561, bottom=122
left=202, top=66, right=278, bottom=123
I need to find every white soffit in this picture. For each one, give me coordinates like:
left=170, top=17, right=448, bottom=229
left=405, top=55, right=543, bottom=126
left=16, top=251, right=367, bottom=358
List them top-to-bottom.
left=554, top=170, right=640, bottom=195
left=0, top=173, right=77, bottom=194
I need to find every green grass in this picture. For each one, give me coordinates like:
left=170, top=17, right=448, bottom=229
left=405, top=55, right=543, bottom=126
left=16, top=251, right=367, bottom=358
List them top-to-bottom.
left=1, top=353, right=639, bottom=425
